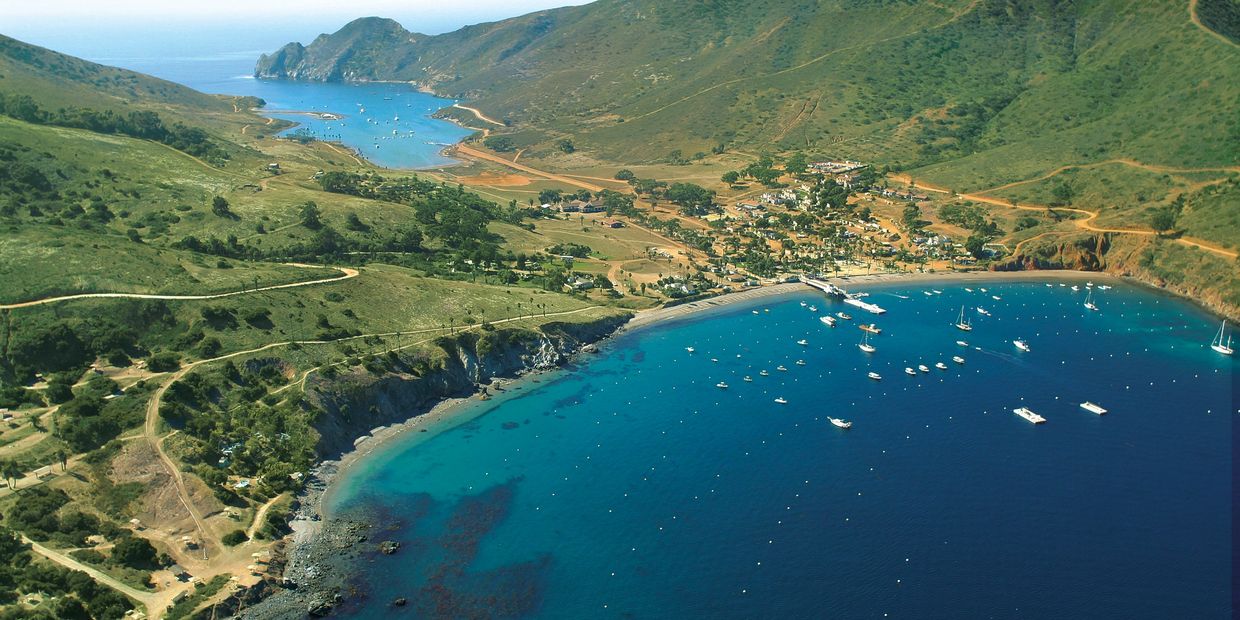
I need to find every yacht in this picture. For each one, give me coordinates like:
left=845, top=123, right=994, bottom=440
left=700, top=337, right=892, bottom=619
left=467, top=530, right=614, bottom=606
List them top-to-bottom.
left=1070, top=285, right=1080, bottom=291
left=1098, top=285, right=1112, bottom=290
left=964, top=287, right=974, bottom=293
left=980, top=288, right=988, bottom=293
left=932, top=290, right=943, bottom=295
left=1084, top=290, right=1099, bottom=311
left=923, top=291, right=934, bottom=296
left=992, top=295, right=1002, bottom=301
left=800, top=301, right=807, bottom=307
left=808, top=305, right=818, bottom=312
left=955, top=306, right=973, bottom=331
left=977, top=307, right=991, bottom=316
left=753, top=310, right=760, bottom=315
left=836, top=312, right=852, bottom=320
left=820, top=315, right=837, bottom=327
left=1210, top=320, right=1233, bottom=355
left=859, top=323, right=882, bottom=334
left=858, top=332, right=876, bottom=353
left=797, top=339, right=809, bottom=346
left=1013, top=339, right=1031, bottom=352
left=956, top=340, right=969, bottom=347
left=685, top=347, right=695, bottom=353
left=952, top=356, right=965, bottom=364
left=795, top=359, right=807, bottom=366
left=935, top=362, right=948, bottom=370
left=918, top=364, right=931, bottom=373
left=777, top=365, right=788, bottom=372
left=904, top=367, right=917, bottom=376
left=759, top=370, right=770, bottom=376
left=867, top=371, right=882, bottom=381
left=743, top=376, right=753, bottom=382
left=716, top=382, right=728, bottom=389
left=774, top=397, right=788, bottom=404
left=1080, top=401, right=1108, bottom=415
left=1013, top=407, right=1047, bottom=424
left=829, top=417, right=853, bottom=429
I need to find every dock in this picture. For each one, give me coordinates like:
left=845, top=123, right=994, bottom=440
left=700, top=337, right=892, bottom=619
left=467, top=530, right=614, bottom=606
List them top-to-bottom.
left=803, top=277, right=887, bottom=314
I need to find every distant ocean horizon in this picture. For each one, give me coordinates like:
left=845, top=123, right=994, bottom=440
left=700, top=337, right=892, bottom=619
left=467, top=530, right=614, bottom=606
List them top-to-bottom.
left=323, top=278, right=1234, bottom=618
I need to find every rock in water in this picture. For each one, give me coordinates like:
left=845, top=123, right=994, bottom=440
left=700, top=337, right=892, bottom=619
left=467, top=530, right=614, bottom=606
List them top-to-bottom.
left=379, top=540, right=401, bottom=555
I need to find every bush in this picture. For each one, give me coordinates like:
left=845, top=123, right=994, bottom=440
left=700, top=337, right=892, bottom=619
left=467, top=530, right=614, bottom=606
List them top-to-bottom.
left=146, top=352, right=180, bottom=372
left=221, top=530, right=249, bottom=546
left=111, top=536, right=158, bottom=569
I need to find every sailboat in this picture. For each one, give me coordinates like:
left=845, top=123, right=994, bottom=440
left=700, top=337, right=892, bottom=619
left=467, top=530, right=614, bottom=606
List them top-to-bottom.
left=1084, top=290, right=1099, bottom=311
left=955, top=306, right=972, bottom=331
left=1211, top=320, right=1234, bottom=355
left=858, top=331, right=876, bottom=353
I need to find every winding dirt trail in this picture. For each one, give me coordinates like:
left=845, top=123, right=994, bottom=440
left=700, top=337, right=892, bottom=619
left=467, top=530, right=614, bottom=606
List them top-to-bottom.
left=1189, top=0, right=1239, bottom=47
left=452, top=103, right=505, bottom=127
left=977, top=158, right=1240, bottom=194
left=890, top=173, right=1238, bottom=260
left=0, top=265, right=358, bottom=310
left=24, top=536, right=160, bottom=612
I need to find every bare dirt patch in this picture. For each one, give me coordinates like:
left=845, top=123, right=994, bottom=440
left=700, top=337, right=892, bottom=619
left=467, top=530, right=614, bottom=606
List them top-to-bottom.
left=458, top=173, right=533, bottom=187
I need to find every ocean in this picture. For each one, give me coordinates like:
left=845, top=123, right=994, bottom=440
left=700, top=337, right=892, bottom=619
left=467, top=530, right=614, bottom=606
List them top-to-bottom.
left=89, top=47, right=471, bottom=169
left=325, top=278, right=1235, bottom=618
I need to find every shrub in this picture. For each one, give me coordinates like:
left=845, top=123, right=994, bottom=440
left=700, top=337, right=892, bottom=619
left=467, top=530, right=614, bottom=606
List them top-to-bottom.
left=221, top=530, right=249, bottom=546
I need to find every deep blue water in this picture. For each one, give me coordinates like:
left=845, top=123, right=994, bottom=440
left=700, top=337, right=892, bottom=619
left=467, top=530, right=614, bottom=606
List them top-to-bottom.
left=92, top=50, right=471, bottom=169
left=327, top=279, right=1235, bottom=618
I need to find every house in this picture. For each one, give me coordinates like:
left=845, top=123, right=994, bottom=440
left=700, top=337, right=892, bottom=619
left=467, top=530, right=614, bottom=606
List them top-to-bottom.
left=581, top=199, right=606, bottom=213
left=561, top=201, right=582, bottom=213
left=600, top=219, right=624, bottom=228
left=559, top=255, right=575, bottom=268
left=565, top=276, right=595, bottom=291
left=168, top=565, right=191, bottom=580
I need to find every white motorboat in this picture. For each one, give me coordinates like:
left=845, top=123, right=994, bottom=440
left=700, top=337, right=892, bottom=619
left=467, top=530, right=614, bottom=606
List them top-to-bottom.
left=808, top=305, right=818, bottom=312
left=977, top=308, right=991, bottom=316
left=836, top=312, right=852, bottom=320
left=820, top=316, right=837, bottom=327
left=797, top=339, right=809, bottom=346
left=1013, top=339, right=1031, bottom=352
left=956, top=340, right=969, bottom=347
left=685, top=347, right=695, bottom=353
left=952, top=356, right=965, bottom=364
left=795, top=359, right=807, bottom=366
left=935, top=362, right=948, bottom=370
left=918, top=364, right=930, bottom=373
left=777, top=365, right=788, bottom=372
left=904, top=367, right=917, bottom=376
left=759, top=370, right=770, bottom=376
left=867, top=371, right=882, bottom=381
left=743, top=376, right=753, bottom=382
left=716, top=382, right=728, bottom=389
left=774, top=397, right=788, bottom=404
left=1080, top=401, right=1108, bottom=415
left=1013, top=407, right=1046, bottom=424
left=829, top=417, right=852, bottom=429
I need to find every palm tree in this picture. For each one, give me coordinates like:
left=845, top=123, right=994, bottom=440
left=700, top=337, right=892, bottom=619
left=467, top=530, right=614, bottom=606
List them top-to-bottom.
left=55, top=449, right=68, bottom=472
left=1, top=460, right=20, bottom=489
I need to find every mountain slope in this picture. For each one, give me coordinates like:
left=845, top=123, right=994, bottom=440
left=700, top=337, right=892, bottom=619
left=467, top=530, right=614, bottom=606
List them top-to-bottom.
left=256, top=0, right=1238, bottom=174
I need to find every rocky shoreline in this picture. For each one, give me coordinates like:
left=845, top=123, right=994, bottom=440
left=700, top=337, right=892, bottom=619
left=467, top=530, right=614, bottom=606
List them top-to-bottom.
left=232, top=267, right=1232, bottom=617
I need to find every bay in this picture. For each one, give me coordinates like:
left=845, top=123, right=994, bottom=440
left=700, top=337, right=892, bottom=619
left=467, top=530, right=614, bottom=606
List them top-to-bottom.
left=326, top=278, right=1234, bottom=618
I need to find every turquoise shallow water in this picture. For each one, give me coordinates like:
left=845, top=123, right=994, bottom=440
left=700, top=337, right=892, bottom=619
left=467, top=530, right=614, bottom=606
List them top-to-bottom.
left=93, top=51, right=471, bottom=169
left=327, top=279, right=1234, bottom=618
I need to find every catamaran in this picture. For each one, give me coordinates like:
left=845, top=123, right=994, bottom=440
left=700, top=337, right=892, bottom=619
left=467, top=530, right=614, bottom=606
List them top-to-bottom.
left=1084, top=290, right=1098, bottom=311
left=955, top=306, right=973, bottom=331
left=1211, top=320, right=1233, bottom=355
left=858, top=332, right=876, bottom=353
left=1013, top=339, right=1031, bottom=352
left=1080, top=402, right=1108, bottom=415
left=1013, top=407, right=1046, bottom=424
left=829, top=417, right=852, bottom=429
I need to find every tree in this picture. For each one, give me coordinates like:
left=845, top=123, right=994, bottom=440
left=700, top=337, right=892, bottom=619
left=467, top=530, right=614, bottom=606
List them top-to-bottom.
left=483, top=135, right=515, bottom=152
left=557, top=138, right=575, bottom=153
left=784, top=152, right=808, bottom=175
left=614, top=169, right=636, bottom=182
left=721, top=171, right=740, bottom=185
left=1051, top=182, right=1074, bottom=206
left=211, top=196, right=232, bottom=218
left=299, top=201, right=323, bottom=230
left=901, top=203, right=923, bottom=231
left=1150, top=208, right=1177, bottom=234
left=966, top=234, right=988, bottom=259
left=1, top=460, right=20, bottom=488
left=111, top=536, right=158, bottom=569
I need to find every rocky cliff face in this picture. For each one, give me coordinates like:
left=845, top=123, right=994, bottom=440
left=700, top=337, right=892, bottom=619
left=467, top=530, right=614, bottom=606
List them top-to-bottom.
left=254, top=17, right=420, bottom=81
left=995, top=232, right=1239, bottom=321
left=304, top=315, right=629, bottom=459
